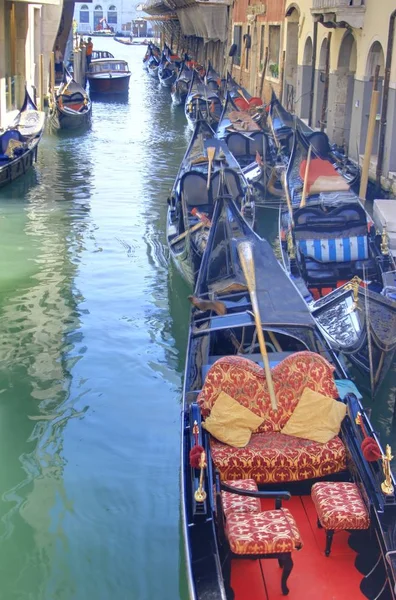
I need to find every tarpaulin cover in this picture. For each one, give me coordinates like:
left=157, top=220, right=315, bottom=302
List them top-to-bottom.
left=177, top=4, right=228, bottom=42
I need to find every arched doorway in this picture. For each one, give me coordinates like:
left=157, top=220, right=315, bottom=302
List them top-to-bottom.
left=93, top=5, right=103, bottom=31
left=284, top=6, right=299, bottom=111
left=327, top=32, right=356, bottom=150
left=297, top=36, right=313, bottom=120
left=313, top=37, right=328, bottom=129
left=361, top=41, right=385, bottom=159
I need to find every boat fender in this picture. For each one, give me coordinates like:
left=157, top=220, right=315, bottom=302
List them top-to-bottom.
left=188, top=295, right=227, bottom=316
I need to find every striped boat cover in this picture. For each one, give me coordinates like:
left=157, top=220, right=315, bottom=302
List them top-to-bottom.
left=298, top=235, right=368, bottom=263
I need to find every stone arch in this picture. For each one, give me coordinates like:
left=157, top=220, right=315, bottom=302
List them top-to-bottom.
left=284, top=6, right=299, bottom=110
left=326, top=32, right=357, bottom=150
left=303, top=36, right=313, bottom=66
left=313, top=38, right=328, bottom=129
left=365, top=40, right=385, bottom=78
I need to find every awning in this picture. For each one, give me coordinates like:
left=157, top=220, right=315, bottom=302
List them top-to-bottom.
left=177, top=3, right=229, bottom=42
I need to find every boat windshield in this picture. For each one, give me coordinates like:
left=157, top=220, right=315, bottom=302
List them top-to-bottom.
left=90, top=61, right=129, bottom=73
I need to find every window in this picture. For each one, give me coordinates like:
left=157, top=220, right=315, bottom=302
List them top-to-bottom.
left=80, top=4, right=89, bottom=24
left=94, top=5, right=103, bottom=29
left=108, top=5, right=117, bottom=24
left=233, top=25, right=242, bottom=67
left=245, top=25, right=251, bottom=69
left=259, top=25, right=265, bottom=67
left=268, top=25, right=280, bottom=79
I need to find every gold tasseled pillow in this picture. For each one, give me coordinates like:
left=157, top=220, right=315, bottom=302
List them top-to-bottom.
left=281, top=387, right=346, bottom=444
left=202, top=391, right=263, bottom=448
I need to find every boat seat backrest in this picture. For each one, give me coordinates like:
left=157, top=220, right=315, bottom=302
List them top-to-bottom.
left=0, top=130, right=23, bottom=154
left=305, top=131, right=331, bottom=159
left=248, top=132, right=268, bottom=157
left=226, top=133, right=249, bottom=157
left=210, top=168, right=243, bottom=201
left=180, top=171, right=210, bottom=207
left=294, top=203, right=367, bottom=230
left=297, top=235, right=369, bottom=263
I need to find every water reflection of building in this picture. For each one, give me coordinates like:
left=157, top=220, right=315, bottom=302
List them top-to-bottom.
left=0, top=135, right=93, bottom=596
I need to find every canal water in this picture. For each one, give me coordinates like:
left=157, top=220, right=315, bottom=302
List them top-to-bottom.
left=0, top=39, right=395, bottom=600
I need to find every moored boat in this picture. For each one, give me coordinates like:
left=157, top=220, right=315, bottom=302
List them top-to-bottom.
left=158, top=46, right=180, bottom=87
left=87, top=58, right=131, bottom=94
left=171, top=61, right=192, bottom=105
left=49, top=67, right=91, bottom=131
left=185, top=71, right=222, bottom=129
left=0, top=89, right=45, bottom=188
left=166, top=120, right=254, bottom=285
left=182, top=194, right=396, bottom=599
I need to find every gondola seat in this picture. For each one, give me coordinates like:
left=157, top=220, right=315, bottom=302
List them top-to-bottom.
left=198, top=352, right=347, bottom=484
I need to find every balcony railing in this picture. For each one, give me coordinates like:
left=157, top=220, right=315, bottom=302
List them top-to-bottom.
left=312, top=0, right=364, bottom=7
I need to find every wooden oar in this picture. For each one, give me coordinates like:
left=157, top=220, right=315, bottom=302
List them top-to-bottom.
left=300, top=144, right=312, bottom=208
left=206, top=146, right=216, bottom=190
left=170, top=221, right=206, bottom=246
left=237, top=241, right=277, bottom=411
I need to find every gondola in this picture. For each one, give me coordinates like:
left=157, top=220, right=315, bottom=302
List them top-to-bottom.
left=114, top=36, right=133, bottom=45
left=143, top=43, right=160, bottom=73
left=158, top=46, right=180, bottom=87
left=171, top=61, right=193, bottom=105
left=205, top=62, right=221, bottom=92
left=49, top=67, right=91, bottom=131
left=185, top=71, right=223, bottom=129
left=225, top=72, right=263, bottom=110
left=0, top=89, right=45, bottom=189
left=216, top=92, right=273, bottom=200
left=166, top=120, right=254, bottom=285
left=278, top=120, right=396, bottom=392
left=182, top=194, right=396, bottom=600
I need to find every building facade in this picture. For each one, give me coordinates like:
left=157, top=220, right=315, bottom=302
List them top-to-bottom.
left=0, top=0, right=64, bottom=127
left=73, top=0, right=139, bottom=33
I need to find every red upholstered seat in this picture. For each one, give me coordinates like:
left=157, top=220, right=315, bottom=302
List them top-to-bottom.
left=211, top=432, right=346, bottom=484
left=221, top=479, right=261, bottom=516
left=312, top=482, right=370, bottom=531
left=226, top=508, right=303, bottom=555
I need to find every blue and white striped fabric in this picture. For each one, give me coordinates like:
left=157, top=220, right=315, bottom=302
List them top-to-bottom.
left=298, top=235, right=368, bottom=263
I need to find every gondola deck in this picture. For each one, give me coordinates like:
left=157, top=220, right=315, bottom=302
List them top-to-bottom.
left=231, top=495, right=365, bottom=600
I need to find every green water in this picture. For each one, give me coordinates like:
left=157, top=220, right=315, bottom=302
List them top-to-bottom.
left=0, top=39, right=395, bottom=600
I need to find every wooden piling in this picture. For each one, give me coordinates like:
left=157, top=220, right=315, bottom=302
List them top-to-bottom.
left=308, top=20, right=318, bottom=128
left=320, top=32, right=331, bottom=132
left=259, top=46, right=269, bottom=100
left=279, top=50, right=286, bottom=104
left=49, top=51, right=55, bottom=92
left=38, top=54, right=44, bottom=110
left=359, top=65, right=381, bottom=201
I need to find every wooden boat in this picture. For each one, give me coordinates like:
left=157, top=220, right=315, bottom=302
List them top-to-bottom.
left=114, top=36, right=133, bottom=45
left=143, top=43, right=160, bottom=72
left=158, top=46, right=180, bottom=87
left=87, top=58, right=131, bottom=94
left=171, top=62, right=193, bottom=105
left=205, top=62, right=221, bottom=92
left=49, top=68, right=91, bottom=131
left=185, top=72, right=223, bottom=129
left=225, top=72, right=263, bottom=110
left=0, top=89, right=45, bottom=189
left=216, top=92, right=272, bottom=200
left=166, top=120, right=254, bottom=285
left=277, top=120, right=396, bottom=392
left=182, top=194, right=396, bottom=600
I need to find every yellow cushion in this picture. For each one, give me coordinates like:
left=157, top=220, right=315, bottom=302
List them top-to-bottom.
left=281, top=387, right=346, bottom=444
left=202, top=391, right=263, bottom=448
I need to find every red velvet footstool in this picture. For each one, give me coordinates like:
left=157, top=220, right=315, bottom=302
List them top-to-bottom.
left=311, top=481, right=370, bottom=556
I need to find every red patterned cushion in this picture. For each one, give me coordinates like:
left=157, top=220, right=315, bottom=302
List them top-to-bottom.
left=198, top=351, right=338, bottom=433
left=211, top=432, right=346, bottom=484
left=222, top=479, right=261, bottom=516
left=312, top=482, right=370, bottom=531
left=226, top=508, right=303, bottom=555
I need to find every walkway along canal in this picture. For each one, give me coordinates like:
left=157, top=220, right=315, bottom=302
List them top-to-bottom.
left=0, top=39, right=394, bottom=600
